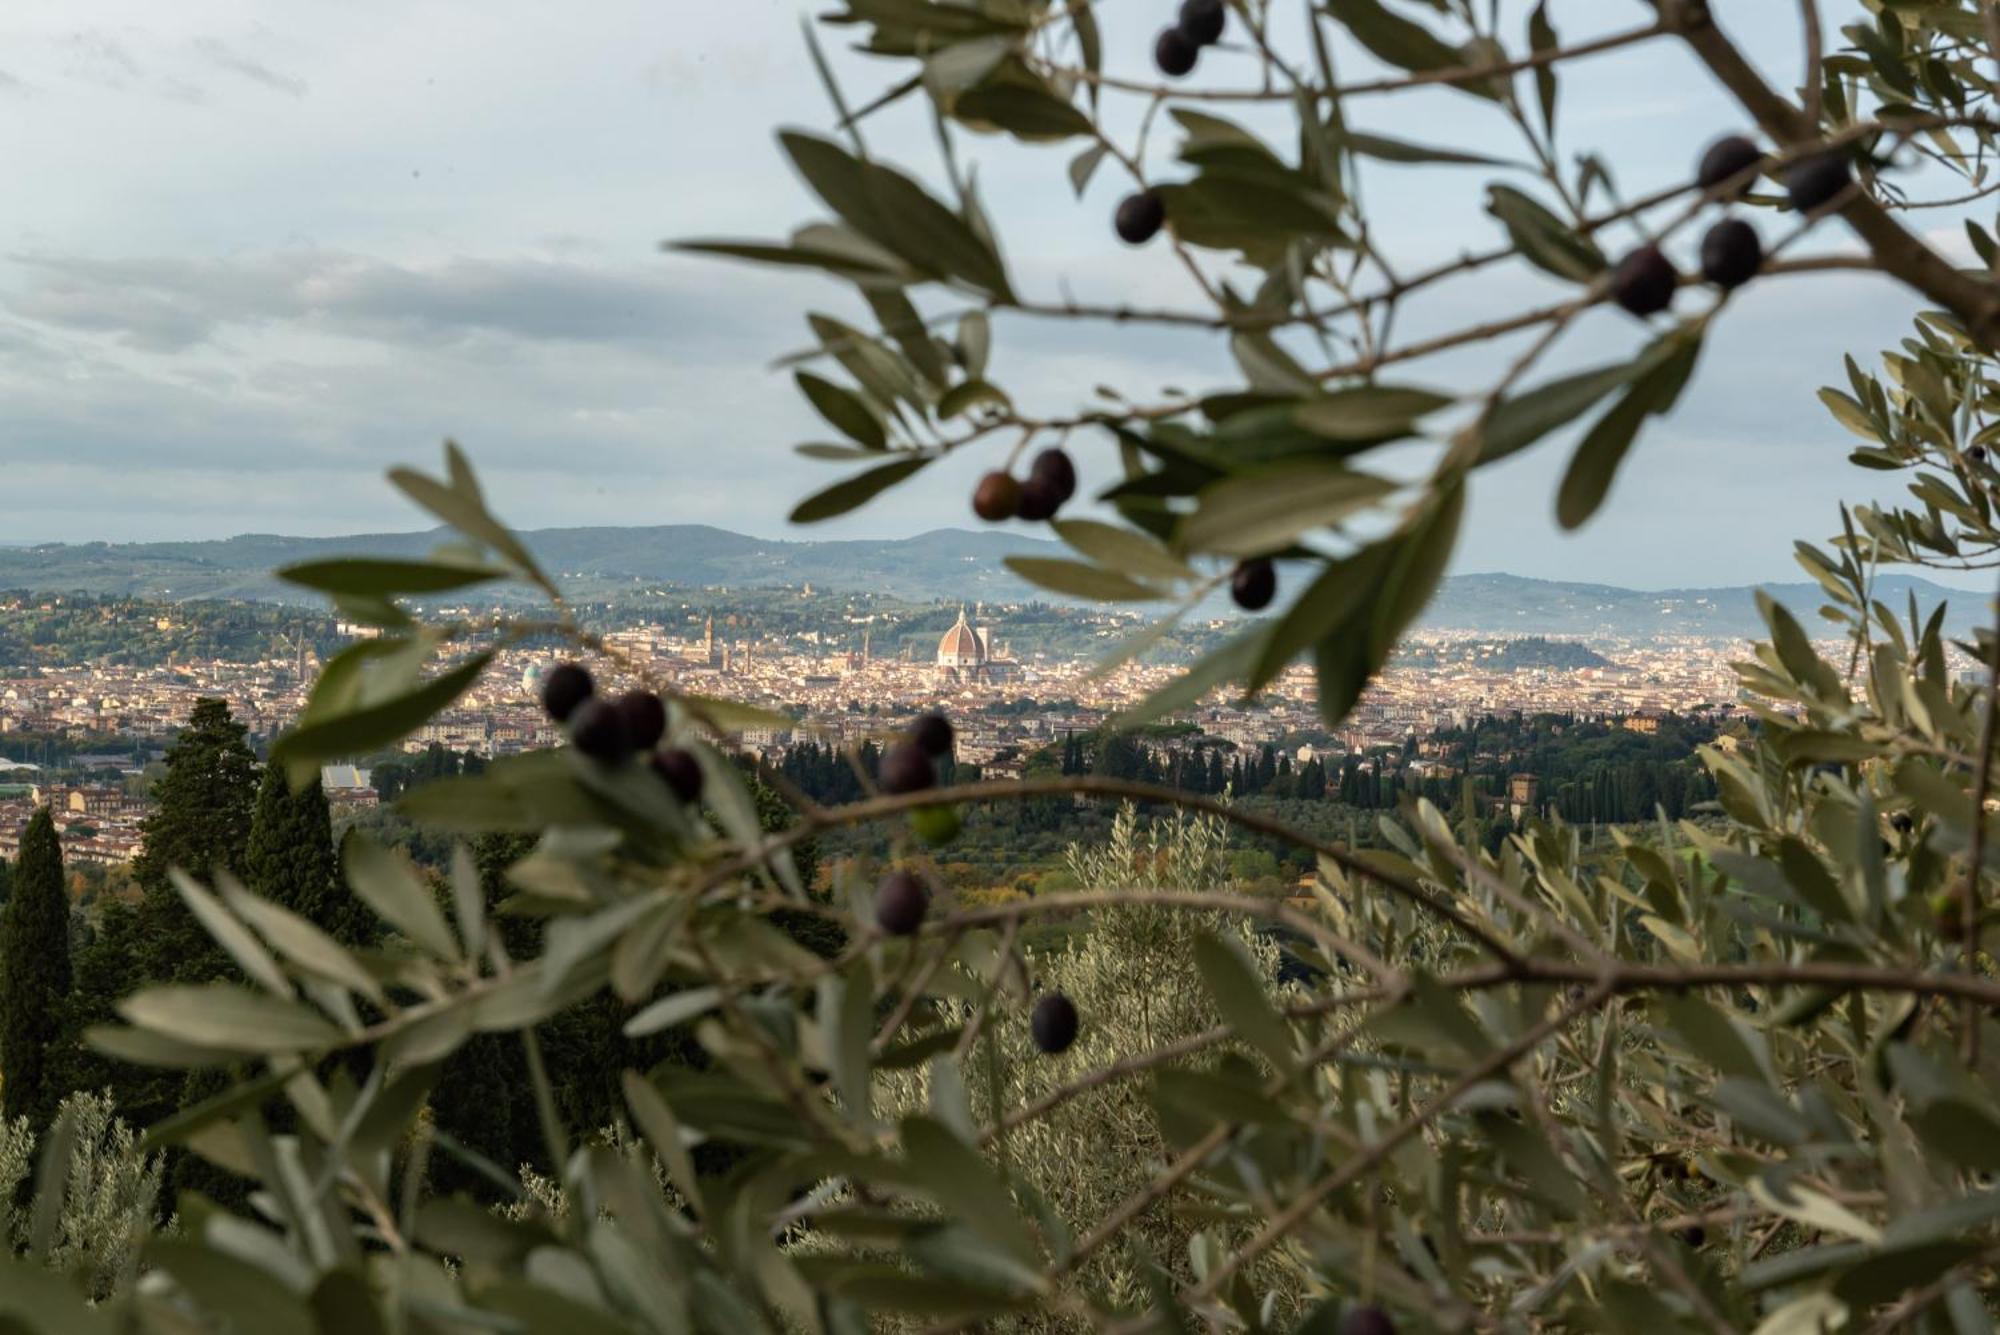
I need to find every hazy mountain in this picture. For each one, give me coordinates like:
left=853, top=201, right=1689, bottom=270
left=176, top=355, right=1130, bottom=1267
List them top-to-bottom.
left=0, top=525, right=1054, bottom=603
left=0, top=526, right=1977, bottom=639
left=1423, top=572, right=1979, bottom=639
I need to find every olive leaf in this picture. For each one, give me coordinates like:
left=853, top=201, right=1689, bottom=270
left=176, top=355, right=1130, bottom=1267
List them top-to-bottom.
left=1485, top=184, right=1605, bottom=282
left=1555, top=327, right=1703, bottom=529
left=790, top=455, right=933, bottom=523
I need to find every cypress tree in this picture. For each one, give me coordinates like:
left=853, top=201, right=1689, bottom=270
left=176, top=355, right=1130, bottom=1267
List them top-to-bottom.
left=130, top=698, right=260, bottom=985
left=63, top=699, right=259, bottom=1130
left=243, top=767, right=372, bottom=946
left=165, top=770, right=370, bottom=1215
left=2, top=809, right=72, bottom=1125
left=429, top=832, right=540, bottom=1199
left=56, top=900, right=140, bottom=1100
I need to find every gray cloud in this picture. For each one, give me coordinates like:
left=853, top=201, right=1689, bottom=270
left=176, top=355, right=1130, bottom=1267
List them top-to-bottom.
left=58, top=27, right=203, bottom=103
left=192, top=37, right=305, bottom=97
left=5, top=249, right=778, bottom=353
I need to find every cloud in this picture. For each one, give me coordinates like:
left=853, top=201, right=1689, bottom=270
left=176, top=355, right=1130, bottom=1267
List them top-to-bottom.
left=57, top=28, right=203, bottom=103
left=192, top=37, right=305, bottom=97
left=5, top=249, right=784, bottom=353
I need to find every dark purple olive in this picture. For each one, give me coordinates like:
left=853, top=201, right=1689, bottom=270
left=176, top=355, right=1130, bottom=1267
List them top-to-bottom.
left=1179, top=0, right=1225, bottom=46
left=1154, top=26, right=1198, bottom=77
left=1696, top=135, right=1762, bottom=196
left=1786, top=151, right=1851, bottom=213
left=1115, top=191, right=1166, bottom=245
left=1699, top=218, right=1762, bottom=290
left=1610, top=244, right=1678, bottom=317
left=1029, top=448, right=1077, bottom=503
left=1014, top=475, right=1064, bottom=522
left=1231, top=558, right=1276, bottom=611
left=540, top=662, right=594, bottom=723
left=615, top=690, right=667, bottom=750
left=569, top=698, right=634, bottom=766
left=911, top=712, right=954, bottom=758
left=878, top=741, right=936, bottom=795
left=652, top=747, right=703, bottom=803
left=874, top=871, right=929, bottom=936
left=1031, top=992, right=1079, bottom=1054
left=1340, top=1307, right=1396, bottom=1335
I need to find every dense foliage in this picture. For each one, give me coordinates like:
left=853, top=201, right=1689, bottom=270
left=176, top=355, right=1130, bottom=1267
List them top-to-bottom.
left=0, top=592, right=339, bottom=670
left=368, top=745, right=489, bottom=804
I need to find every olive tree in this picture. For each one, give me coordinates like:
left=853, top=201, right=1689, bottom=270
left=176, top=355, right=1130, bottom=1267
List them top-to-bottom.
left=14, top=3, right=2000, bottom=1333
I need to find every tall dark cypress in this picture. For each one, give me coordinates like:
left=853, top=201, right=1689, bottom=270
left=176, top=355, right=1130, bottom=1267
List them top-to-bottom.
left=130, top=698, right=260, bottom=984
left=63, top=699, right=260, bottom=1131
left=243, top=767, right=372, bottom=946
left=2, top=809, right=72, bottom=1125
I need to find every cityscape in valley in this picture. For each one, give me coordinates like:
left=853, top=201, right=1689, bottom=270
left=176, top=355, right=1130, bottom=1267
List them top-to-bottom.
left=0, top=524, right=1874, bottom=881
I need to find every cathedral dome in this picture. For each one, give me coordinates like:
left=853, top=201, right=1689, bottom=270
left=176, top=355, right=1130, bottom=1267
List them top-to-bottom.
left=936, top=606, right=985, bottom=668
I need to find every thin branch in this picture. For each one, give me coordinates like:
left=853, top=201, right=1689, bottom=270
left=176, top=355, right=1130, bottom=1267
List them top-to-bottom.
left=1798, top=0, right=1823, bottom=128
left=1986, top=1, right=2000, bottom=87
left=1026, top=19, right=1669, bottom=105
left=1962, top=576, right=2000, bottom=1061
left=686, top=772, right=2000, bottom=1009
left=700, top=774, right=1521, bottom=966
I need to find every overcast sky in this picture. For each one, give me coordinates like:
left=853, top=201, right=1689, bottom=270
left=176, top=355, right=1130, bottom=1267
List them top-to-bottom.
left=0, top=2, right=1943, bottom=588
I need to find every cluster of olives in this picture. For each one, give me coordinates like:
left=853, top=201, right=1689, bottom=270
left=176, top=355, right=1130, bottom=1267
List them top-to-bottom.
left=1153, top=0, right=1225, bottom=78
left=1609, top=134, right=1853, bottom=319
left=972, top=447, right=1078, bottom=522
left=541, top=662, right=703, bottom=802
left=877, top=709, right=954, bottom=796
left=877, top=710, right=964, bottom=844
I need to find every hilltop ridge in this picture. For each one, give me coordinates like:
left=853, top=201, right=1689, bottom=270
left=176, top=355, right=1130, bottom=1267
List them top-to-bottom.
left=0, top=526, right=1976, bottom=638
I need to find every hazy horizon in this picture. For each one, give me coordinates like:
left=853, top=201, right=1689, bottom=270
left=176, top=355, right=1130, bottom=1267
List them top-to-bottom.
left=0, top=517, right=1987, bottom=596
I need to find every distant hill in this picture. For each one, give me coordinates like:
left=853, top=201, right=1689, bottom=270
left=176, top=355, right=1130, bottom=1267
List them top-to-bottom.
left=0, top=526, right=1978, bottom=639
left=0, top=526, right=1055, bottom=604
left=1425, top=572, right=1980, bottom=639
